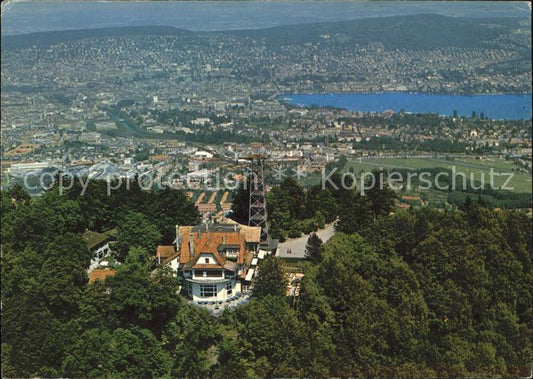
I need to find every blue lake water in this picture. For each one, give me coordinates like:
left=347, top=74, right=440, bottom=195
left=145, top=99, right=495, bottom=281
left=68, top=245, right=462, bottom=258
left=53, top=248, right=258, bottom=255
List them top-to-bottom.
left=281, top=93, right=532, bottom=120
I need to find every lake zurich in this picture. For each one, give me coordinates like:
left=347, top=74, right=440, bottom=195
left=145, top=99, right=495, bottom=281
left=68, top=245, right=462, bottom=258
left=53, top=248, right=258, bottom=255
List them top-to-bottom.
left=280, top=93, right=532, bottom=120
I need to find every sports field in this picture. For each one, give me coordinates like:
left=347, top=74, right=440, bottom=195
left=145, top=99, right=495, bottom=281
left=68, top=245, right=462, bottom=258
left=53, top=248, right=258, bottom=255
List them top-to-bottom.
left=345, top=157, right=532, bottom=193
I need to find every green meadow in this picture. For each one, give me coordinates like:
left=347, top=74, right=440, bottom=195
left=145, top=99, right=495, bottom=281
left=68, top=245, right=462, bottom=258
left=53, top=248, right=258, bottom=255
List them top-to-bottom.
left=345, top=157, right=532, bottom=193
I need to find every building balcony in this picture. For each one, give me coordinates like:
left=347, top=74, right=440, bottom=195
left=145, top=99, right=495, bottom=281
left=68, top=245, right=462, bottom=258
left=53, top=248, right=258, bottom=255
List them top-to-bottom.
left=185, top=277, right=229, bottom=285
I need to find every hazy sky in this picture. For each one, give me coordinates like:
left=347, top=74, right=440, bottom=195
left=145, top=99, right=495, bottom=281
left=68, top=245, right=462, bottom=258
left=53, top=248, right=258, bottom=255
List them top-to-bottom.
left=1, top=1, right=530, bottom=36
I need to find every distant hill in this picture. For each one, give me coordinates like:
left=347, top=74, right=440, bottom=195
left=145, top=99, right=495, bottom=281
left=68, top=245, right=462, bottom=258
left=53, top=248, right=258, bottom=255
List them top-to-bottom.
left=1, top=14, right=528, bottom=52
left=233, top=14, right=525, bottom=50
left=1, top=25, right=193, bottom=51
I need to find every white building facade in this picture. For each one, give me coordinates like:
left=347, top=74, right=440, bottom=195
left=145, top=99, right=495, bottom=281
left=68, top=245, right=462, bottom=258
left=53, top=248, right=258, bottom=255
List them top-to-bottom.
left=157, top=221, right=262, bottom=303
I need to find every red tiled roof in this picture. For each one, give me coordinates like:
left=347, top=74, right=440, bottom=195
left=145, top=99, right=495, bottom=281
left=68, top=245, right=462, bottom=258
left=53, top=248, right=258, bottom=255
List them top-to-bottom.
left=179, top=231, right=246, bottom=266
left=156, top=245, right=176, bottom=259
left=162, top=252, right=180, bottom=265
left=88, top=268, right=116, bottom=284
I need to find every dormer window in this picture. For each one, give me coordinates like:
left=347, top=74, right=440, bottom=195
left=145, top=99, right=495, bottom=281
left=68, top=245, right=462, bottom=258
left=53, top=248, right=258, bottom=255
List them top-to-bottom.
left=222, top=248, right=239, bottom=260
left=204, top=258, right=209, bottom=264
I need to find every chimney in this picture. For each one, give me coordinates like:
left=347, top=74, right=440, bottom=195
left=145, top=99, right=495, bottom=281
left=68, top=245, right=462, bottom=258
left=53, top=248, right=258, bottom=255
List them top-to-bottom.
left=175, top=225, right=180, bottom=250
left=189, top=232, right=194, bottom=257
left=222, top=236, right=226, bottom=244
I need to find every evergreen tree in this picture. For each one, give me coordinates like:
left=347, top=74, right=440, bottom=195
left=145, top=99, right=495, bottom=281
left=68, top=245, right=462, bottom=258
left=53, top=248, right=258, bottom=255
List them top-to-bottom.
left=364, top=169, right=397, bottom=218
left=230, top=181, right=250, bottom=224
left=304, top=232, right=323, bottom=264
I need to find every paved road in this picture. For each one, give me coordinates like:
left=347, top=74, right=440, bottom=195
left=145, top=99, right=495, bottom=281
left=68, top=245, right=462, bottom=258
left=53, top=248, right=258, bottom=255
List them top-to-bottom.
left=276, top=222, right=336, bottom=258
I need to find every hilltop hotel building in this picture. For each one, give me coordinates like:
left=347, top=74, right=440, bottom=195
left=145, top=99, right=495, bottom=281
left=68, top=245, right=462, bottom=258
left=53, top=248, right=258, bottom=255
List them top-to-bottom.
left=156, top=220, right=268, bottom=302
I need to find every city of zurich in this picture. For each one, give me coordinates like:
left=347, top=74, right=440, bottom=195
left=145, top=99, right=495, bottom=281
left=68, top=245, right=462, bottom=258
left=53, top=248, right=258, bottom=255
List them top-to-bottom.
left=1, top=1, right=531, bottom=378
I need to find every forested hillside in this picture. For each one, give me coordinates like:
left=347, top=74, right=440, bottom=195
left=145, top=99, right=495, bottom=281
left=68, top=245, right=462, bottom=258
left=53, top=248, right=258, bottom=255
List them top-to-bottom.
left=1, top=181, right=531, bottom=377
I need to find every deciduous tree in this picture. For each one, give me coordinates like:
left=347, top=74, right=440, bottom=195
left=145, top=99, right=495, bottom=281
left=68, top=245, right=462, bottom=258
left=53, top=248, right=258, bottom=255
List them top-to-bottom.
left=253, top=255, right=286, bottom=298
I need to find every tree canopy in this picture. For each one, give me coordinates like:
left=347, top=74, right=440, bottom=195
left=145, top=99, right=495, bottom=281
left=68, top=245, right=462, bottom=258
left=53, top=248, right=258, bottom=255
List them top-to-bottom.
left=1, top=182, right=531, bottom=378
left=252, top=255, right=286, bottom=298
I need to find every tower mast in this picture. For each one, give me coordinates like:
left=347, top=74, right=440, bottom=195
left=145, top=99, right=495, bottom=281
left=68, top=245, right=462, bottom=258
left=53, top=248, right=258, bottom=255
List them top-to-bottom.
left=246, top=155, right=270, bottom=246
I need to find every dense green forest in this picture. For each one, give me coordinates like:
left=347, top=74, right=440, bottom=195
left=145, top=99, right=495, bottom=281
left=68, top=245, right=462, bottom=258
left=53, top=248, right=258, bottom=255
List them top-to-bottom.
left=232, top=171, right=397, bottom=241
left=1, top=178, right=531, bottom=378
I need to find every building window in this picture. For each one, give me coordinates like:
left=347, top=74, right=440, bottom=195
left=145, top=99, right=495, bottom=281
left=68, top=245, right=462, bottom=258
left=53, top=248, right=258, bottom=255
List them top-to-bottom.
left=204, top=258, right=209, bottom=263
left=226, top=281, right=232, bottom=296
left=200, top=284, right=217, bottom=297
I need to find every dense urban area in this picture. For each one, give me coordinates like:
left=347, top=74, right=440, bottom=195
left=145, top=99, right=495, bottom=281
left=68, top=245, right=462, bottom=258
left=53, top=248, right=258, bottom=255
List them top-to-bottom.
left=1, top=9, right=532, bottom=379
